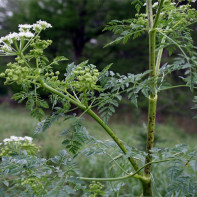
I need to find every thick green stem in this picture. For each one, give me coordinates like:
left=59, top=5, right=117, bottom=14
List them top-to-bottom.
left=143, top=0, right=158, bottom=195
left=144, top=28, right=157, bottom=179
left=39, top=80, right=141, bottom=175
left=144, top=95, right=157, bottom=175
left=86, top=108, right=140, bottom=172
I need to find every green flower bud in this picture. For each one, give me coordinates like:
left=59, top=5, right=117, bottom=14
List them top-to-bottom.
left=76, top=66, right=82, bottom=71
left=85, top=68, right=90, bottom=72
left=79, top=70, right=85, bottom=75
left=55, top=71, right=60, bottom=75
left=0, top=73, right=5, bottom=77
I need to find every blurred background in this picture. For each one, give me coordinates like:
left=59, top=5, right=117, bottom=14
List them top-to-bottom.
left=0, top=0, right=197, bottom=157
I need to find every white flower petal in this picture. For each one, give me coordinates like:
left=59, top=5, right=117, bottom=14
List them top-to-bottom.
left=152, top=2, right=158, bottom=8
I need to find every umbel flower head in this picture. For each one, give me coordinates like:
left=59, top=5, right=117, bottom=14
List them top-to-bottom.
left=0, top=20, right=52, bottom=55
left=0, top=136, right=39, bottom=156
left=3, top=136, right=33, bottom=145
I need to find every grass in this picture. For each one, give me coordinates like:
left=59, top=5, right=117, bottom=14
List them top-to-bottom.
left=0, top=105, right=196, bottom=157
left=0, top=105, right=196, bottom=196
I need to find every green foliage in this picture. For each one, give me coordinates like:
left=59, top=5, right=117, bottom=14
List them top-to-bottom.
left=131, top=0, right=145, bottom=13
left=0, top=1, right=197, bottom=196
left=103, top=15, right=147, bottom=47
left=61, top=119, right=90, bottom=154
left=151, top=145, right=197, bottom=197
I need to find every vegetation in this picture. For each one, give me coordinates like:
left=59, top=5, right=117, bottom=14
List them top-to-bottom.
left=0, top=0, right=197, bottom=196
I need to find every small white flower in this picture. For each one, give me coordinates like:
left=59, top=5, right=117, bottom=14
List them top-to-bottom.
left=192, top=0, right=196, bottom=2
left=152, top=2, right=158, bottom=8
left=170, top=2, right=176, bottom=5
left=143, top=3, right=147, bottom=6
left=33, top=20, right=52, bottom=32
left=37, top=20, right=52, bottom=28
left=19, top=24, right=32, bottom=32
left=32, top=24, right=42, bottom=32
left=8, top=32, right=19, bottom=40
left=18, top=32, right=34, bottom=39
left=0, top=36, right=12, bottom=44
left=1, top=44, right=13, bottom=53
left=10, top=136, right=19, bottom=141
left=24, top=136, right=33, bottom=143
left=18, top=137, right=25, bottom=141
left=3, top=138, right=12, bottom=144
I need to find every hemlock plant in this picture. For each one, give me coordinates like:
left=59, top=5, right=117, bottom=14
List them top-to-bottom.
left=0, top=0, right=197, bottom=196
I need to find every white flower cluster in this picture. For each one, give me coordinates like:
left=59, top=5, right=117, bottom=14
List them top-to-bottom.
left=0, top=20, right=52, bottom=54
left=19, top=20, right=52, bottom=32
left=32, top=20, right=52, bottom=32
left=0, top=32, right=34, bottom=45
left=2, top=136, right=33, bottom=145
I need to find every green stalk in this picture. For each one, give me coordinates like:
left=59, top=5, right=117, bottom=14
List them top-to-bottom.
left=143, top=0, right=158, bottom=195
left=39, top=80, right=142, bottom=176
left=79, top=158, right=176, bottom=182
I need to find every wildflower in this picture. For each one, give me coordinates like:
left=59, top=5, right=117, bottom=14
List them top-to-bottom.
left=152, top=2, right=158, bottom=8
left=33, top=20, right=52, bottom=32
left=37, top=20, right=52, bottom=29
left=19, top=24, right=32, bottom=32
left=8, top=32, right=19, bottom=40
left=18, top=32, right=34, bottom=39
left=0, top=36, right=12, bottom=45
left=1, top=44, right=13, bottom=53
left=10, top=136, right=20, bottom=141
left=24, top=136, right=33, bottom=143
left=18, top=137, right=25, bottom=141
left=3, top=138, right=12, bottom=144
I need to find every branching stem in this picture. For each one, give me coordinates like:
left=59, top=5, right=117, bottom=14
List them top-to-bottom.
left=40, top=80, right=141, bottom=175
left=79, top=157, right=177, bottom=182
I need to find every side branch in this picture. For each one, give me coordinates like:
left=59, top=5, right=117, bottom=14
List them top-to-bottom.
left=153, top=0, right=164, bottom=28
left=40, top=80, right=140, bottom=173
left=79, top=158, right=177, bottom=183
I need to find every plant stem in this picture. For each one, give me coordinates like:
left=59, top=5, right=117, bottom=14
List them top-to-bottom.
left=144, top=0, right=157, bottom=196
left=153, top=0, right=164, bottom=28
left=39, top=80, right=141, bottom=174
left=159, top=84, right=189, bottom=91
left=86, top=108, right=140, bottom=172
left=79, top=157, right=176, bottom=182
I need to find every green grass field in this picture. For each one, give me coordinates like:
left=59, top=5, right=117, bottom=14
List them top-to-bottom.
left=0, top=105, right=196, bottom=157
left=0, top=105, right=197, bottom=196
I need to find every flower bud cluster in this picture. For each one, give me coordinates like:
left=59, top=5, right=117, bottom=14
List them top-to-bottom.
left=30, top=38, right=52, bottom=57
left=0, top=62, right=30, bottom=85
left=72, top=64, right=100, bottom=92
left=45, top=71, right=61, bottom=86
left=0, top=136, right=39, bottom=156
left=20, top=177, right=46, bottom=195
left=89, top=181, right=104, bottom=196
